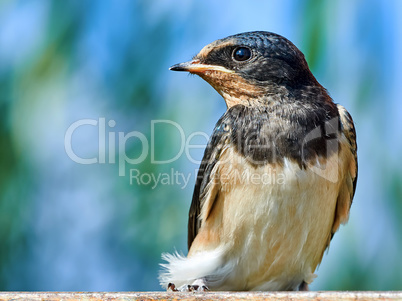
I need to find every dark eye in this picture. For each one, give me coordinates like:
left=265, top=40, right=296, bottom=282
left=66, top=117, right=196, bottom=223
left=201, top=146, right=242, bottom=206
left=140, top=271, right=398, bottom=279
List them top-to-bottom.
left=233, top=47, right=252, bottom=61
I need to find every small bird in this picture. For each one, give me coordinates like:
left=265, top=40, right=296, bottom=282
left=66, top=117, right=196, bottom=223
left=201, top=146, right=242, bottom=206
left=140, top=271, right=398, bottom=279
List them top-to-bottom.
left=160, top=31, right=357, bottom=291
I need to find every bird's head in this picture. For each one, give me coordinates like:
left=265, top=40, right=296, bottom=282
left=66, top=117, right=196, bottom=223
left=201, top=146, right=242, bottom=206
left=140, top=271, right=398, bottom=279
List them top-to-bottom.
left=170, top=31, right=320, bottom=108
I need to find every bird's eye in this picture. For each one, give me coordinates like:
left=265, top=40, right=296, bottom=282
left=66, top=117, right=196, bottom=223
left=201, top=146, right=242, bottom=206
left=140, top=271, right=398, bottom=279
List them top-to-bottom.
left=232, top=47, right=252, bottom=62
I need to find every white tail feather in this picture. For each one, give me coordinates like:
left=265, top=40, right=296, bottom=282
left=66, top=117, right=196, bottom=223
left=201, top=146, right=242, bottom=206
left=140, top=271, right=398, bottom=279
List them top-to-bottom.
left=159, top=248, right=225, bottom=289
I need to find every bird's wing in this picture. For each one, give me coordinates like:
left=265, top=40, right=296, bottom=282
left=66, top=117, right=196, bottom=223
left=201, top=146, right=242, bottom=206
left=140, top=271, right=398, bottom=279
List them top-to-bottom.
left=331, top=104, right=358, bottom=237
left=188, top=118, right=229, bottom=250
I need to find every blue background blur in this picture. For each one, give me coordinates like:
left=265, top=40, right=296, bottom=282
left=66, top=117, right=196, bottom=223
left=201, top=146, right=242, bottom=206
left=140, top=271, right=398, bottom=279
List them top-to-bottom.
left=0, top=0, right=401, bottom=291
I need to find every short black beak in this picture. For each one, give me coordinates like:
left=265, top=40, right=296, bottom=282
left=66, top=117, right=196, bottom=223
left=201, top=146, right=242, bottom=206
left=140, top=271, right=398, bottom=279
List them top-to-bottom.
left=169, top=60, right=235, bottom=74
left=169, top=61, right=197, bottom=72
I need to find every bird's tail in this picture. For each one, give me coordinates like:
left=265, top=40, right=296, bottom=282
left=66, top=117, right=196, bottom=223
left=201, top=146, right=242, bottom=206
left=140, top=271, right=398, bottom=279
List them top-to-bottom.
left=159, top=248, right=226, bottom=290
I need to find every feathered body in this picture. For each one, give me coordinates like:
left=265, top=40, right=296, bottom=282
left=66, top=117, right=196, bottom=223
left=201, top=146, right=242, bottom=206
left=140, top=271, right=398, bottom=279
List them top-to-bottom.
left=160, top=31, right=357, bottom=291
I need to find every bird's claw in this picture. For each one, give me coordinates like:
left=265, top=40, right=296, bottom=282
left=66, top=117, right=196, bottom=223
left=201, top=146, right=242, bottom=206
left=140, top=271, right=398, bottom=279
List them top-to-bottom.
left=167, top=282, right=209, bottom=292
left=167, top=283, right=178, bottom=292
left=186, top=284, right=209, bottom=292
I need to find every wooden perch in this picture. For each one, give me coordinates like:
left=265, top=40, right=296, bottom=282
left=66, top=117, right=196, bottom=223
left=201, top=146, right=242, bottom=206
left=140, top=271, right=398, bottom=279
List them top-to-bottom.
left=0, top=291, right=401, bottom=301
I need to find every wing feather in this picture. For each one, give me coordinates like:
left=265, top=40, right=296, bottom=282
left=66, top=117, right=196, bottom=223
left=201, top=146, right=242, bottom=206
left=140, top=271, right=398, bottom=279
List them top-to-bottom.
left=331, top=104, right=358, bottom=236
left=187, top=119, right=229, bottom=250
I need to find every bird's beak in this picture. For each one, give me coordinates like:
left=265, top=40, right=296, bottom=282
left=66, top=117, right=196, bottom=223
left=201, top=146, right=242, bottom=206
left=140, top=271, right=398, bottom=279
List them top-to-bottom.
left=169, top=59, right=235, bottom=74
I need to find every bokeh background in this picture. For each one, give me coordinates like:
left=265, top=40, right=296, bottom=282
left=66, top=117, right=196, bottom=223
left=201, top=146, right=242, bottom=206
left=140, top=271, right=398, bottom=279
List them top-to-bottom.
left=0, top=0, right=401, bottom=291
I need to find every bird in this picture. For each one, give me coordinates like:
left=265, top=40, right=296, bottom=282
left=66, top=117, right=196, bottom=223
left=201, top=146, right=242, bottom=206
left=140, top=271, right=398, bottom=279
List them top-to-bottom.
left=159, top=31, right=357, bottom=292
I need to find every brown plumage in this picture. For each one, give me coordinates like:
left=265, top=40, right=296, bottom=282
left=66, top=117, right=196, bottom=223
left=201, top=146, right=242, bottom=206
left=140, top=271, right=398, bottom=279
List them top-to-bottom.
left=160, top=31, right=357, bottom=292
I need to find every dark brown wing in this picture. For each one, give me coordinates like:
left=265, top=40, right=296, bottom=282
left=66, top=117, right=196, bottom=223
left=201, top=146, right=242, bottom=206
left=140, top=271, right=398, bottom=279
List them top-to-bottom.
left=331, top=104, right=358, bottom=237
left=187, top=117, right=229, bottom=250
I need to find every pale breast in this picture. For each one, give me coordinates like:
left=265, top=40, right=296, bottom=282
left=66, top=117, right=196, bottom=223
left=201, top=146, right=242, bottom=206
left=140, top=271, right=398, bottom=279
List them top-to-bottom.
left=204, top=138, right=350, bottom=290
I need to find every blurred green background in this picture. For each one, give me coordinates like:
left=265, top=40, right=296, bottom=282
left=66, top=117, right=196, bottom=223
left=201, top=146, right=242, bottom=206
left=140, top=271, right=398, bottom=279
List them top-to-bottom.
left=0, top=0, right=401, bottom=291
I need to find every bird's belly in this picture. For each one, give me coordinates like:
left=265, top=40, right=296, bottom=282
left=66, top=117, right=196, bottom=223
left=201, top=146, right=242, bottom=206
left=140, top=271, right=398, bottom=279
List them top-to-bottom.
left=215, top=150, right=342, bottom=290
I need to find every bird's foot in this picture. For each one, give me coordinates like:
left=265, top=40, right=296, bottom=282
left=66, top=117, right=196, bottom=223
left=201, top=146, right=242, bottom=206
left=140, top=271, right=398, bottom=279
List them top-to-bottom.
left=185, top=279, right=209, bottom=292
left=167, top=280, right=209, bottom=292
left=167, top=283, right=178, bottom=292
left=185, top=284, right=209, bottom=292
